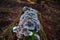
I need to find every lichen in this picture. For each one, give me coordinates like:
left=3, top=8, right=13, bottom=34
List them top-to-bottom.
left=13, top=6, right=40, bottom=40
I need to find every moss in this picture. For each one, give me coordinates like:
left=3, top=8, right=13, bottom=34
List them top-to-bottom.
left=27, top=30, right=39, bottom=40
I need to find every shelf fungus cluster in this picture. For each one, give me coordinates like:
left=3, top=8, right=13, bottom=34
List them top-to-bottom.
left=13, top=6, right=40, bottom=40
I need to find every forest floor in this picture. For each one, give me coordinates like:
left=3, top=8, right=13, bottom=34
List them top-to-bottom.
left=0, top=0, right=60, bottom=40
